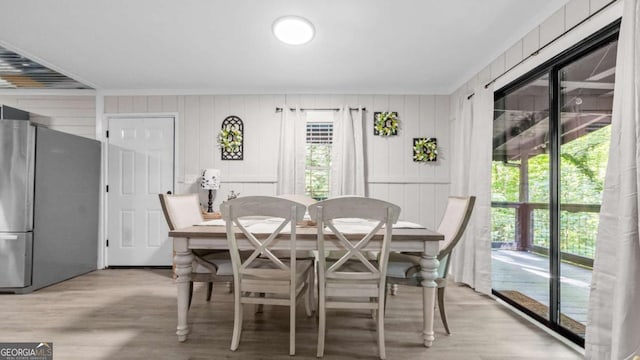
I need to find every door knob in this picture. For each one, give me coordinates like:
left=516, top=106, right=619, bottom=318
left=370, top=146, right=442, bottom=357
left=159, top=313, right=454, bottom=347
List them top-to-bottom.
left=167, top=191, right=172, bottom=195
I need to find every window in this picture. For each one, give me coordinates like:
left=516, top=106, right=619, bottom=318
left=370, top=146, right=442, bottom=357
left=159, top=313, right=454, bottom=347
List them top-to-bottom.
left=491, top=21, right=619, bottom=346
left=305, top=112, right=333, bottom=200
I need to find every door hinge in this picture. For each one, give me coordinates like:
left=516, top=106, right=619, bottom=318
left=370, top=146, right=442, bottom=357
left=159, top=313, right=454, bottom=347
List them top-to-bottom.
left=106, top=130, right=109, bottom=138
left=106, top=185, right=109, bottom=192
left=106, top=239, right=109, bottom=247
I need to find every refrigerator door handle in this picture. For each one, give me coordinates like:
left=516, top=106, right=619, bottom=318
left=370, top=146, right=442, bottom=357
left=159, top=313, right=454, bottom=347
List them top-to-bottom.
left=0, top=234, right=19, bottom=240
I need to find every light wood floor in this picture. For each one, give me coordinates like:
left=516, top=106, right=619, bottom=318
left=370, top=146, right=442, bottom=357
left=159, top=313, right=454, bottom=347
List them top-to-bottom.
left=0, top=269, right=583, bottom=360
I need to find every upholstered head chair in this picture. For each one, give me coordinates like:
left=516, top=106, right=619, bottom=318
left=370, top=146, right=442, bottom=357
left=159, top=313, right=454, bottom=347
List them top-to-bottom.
left=159, top=193, right=233, bottom=307
left=386, top=196, right=475, bottom=335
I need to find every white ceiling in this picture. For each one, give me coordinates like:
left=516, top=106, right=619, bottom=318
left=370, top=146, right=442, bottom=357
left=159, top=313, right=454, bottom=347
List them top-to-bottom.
left=0, top=0, right=570, bottom=94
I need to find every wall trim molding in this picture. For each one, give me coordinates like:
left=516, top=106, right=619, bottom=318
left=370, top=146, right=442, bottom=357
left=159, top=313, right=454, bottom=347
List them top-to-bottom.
left=0, top=89, right=96, bottom=96
left=101, top=89, right=449, bottom=96
left=96, top=93, right=106, bottom=269
left=102, top=112, right=181, bottom=268
left=103, top=112, right=179, bottom=119
left=210, top=176, right=451, bottom=185
left=213, top=177, right=451, bottom=184
left=222, top=177, right=278, bottom=183
left=367, top=177, right=450, bottom=184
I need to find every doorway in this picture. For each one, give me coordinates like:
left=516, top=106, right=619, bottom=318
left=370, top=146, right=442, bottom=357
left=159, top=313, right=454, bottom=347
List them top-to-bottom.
left=491, top=22, right=619, bottom=345
left=106, top=116, right=175, bottom=266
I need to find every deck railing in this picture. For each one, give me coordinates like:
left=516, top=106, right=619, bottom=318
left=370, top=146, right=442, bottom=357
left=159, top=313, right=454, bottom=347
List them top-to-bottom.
left=491, top=201, right=600, bottom=266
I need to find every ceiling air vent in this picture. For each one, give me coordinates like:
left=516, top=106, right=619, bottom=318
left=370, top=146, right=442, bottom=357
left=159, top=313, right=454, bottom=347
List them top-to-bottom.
left=0, top=46, right=92, bottom=89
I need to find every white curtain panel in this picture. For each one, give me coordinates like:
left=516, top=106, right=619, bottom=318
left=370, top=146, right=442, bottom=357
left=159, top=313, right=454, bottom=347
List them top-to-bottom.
left=586, top=0, right=640, bottom=358
left=449, top=84, right=494, bottom=295
left=450, top=94, right=472, bottom=196
left=277, top=107, right=306, bottom=195
left=330, top=107, right=365, bottom=197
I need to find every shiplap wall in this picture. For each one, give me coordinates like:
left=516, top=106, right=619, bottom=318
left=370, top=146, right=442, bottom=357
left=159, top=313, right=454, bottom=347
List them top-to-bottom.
left=451, top=0, right=617, bottom=107
left=105, top=94, right=450, bottom=229
left=0, top=95, right=96, bottom=138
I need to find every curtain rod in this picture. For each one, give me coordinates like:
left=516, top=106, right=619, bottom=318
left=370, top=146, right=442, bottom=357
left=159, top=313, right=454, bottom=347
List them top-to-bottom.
left=465, top=0, right=618, bottom=101
left=275, top=107, right=366, bottom=112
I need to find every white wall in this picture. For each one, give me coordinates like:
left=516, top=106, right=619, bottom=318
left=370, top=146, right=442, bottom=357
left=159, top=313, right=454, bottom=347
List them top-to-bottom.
left=0, top=0, right=621, bottom=270
left=1, top=0, right=618, bottom=232
left=450, top=0, right=620, bottom=106
left=105, top=94, right=450, bottom=229
left=0, top=95, right=96, bottom=138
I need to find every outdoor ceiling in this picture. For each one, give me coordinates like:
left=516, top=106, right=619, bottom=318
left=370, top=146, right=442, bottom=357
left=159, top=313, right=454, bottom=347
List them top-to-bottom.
left=0, top=0, right=570, bottom=94
left=493, top=40, right=617, bottom=161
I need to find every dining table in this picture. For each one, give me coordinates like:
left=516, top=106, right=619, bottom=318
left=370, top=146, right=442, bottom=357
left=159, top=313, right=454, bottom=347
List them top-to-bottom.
left=169, top=219, right=444, bottom=347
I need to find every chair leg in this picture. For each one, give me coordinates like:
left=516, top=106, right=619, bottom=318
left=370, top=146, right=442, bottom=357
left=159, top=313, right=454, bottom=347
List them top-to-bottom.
left=313, top=256, right=319, bottom=312
left=304, top=270, right=314, bottom=317
left=188, top=282, right=194, bottom=310
left=206, top=282, right=213, bottom=302
left=383, top=282, right=390, bottom=316
left=317, top=283, right=326, bottom=357
left=390, top=283, right=398, bottom=296
left=230, top=285, right=243, bottom=351
left=437, top=286, right=451, bottom=335
left=255, top=293, right=265, bottom=314
left=290, top=294, right=296, bottom=356
left=370, top=298, right=377, bottom=319
left=377, top=300, right=386, bottom=360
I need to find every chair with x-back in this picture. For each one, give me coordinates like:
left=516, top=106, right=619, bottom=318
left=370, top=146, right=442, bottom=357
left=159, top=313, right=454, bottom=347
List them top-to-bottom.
left=159, top=193, right=233, bottom=308
left=221, top=195, right=314, bottom=356
left=385, top=195, right=475, bottom=335
left=308, top=196, right=401, bottom=360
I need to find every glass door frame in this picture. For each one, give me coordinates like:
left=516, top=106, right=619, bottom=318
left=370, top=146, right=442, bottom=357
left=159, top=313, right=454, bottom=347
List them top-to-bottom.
left=491, top=19, right=620, bottom=347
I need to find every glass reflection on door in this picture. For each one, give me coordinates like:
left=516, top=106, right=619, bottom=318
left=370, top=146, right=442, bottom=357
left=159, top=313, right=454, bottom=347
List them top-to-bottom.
left=557, top=40, right=616, bottom=337
left=492, top=72, right=551, bottom=321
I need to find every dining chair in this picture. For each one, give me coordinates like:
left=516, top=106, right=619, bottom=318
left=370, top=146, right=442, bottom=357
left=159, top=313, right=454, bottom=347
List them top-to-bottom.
left=158, top=193, right=233, bottom=308
left=277, top=193, right=318, bottom=207
left=275, top=194, right=318, bottom=258
left=221, top=195, right=314, bottom=356
left=385, top=195, right=475, bottom=335
left=308, top=196, right=401, bottom=360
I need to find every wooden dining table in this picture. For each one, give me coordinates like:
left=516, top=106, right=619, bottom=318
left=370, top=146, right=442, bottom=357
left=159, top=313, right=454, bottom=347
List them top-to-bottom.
left=169, top=222, right=444, bottom=347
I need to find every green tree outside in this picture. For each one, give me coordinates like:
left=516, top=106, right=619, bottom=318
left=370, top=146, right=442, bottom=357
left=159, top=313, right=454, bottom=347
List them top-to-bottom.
left=491, top=125, right=610, bottom=258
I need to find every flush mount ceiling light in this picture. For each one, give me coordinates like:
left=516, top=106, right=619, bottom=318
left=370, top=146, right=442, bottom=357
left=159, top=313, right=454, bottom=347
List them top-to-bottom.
left=272, top=16, right=315, bottom=45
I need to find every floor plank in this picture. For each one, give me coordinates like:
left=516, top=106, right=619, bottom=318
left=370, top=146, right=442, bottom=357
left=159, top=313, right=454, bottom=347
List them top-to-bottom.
left=0, top=269, right=583, bottom=359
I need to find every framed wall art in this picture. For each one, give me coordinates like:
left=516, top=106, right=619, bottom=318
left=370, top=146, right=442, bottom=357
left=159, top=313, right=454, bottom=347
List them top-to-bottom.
left=373, top=111, right=399, bottom=136
left=218, top=115, right=244, bottom=160
left=413, top=137, right=437, bottom=162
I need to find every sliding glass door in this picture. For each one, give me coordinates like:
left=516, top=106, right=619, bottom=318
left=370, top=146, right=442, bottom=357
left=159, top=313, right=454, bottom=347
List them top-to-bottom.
left=491, top=23, right=618, bottom=345
left=557, top=40, right=616, bottom=336
left=492, top=72, right=551, bottom=321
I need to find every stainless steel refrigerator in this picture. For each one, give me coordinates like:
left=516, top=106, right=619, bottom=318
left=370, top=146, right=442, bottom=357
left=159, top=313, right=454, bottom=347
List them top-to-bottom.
left=0, top=107, right=101, bottom=293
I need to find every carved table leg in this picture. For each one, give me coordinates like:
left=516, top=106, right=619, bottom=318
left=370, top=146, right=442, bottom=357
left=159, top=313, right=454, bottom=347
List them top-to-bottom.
left=174, top=237, right=193, bottom=342
left=420, top=241, right=440, bottom=347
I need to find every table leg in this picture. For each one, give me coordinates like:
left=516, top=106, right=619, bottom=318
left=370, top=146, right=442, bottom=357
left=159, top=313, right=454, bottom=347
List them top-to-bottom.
left=174, top=237, right=193, bottom=342
left=420, top=242, right=439, bottom=347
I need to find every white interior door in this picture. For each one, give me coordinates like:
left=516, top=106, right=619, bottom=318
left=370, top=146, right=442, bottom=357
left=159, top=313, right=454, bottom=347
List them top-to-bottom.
left=107, top=116, right=174, bottom=266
